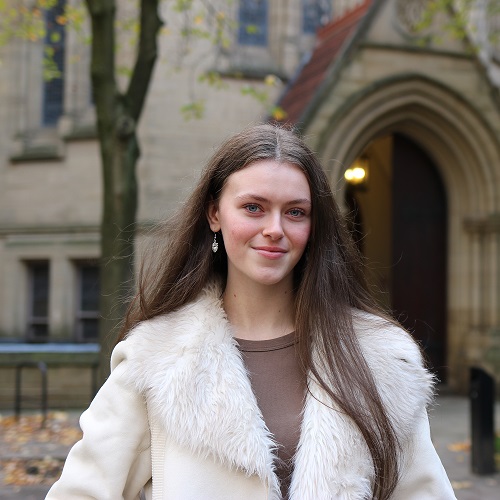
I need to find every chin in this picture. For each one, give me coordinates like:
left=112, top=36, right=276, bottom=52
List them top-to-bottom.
left=253, top=273, right=290, bottom=287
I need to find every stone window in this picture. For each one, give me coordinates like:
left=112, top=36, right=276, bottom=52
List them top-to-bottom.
left=42, top=0, right=66, bottom=126
left=238, top=0, right=268, bottom=46
left=302, top=0, right=331, bottom=34
left=487, top=2, right=500, bottom=62
left=26, top=261, right=50, bottom=342
left=74, top=262, right=100, bottom=342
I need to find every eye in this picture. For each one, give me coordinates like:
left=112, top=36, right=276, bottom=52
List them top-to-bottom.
left=244, top=204, right=262, bottom=213
left=288, top=208, right=305, bottom=217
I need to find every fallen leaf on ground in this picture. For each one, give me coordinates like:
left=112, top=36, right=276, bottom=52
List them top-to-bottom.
left=0, top=412, right=81, bottom=486
left=0, top=412, right=82, bottom=453
left=447, top=441, right=470, bottom=452
left=1, top=457, right=64, bottom=486
left=450, top=480, right=472, bottom=490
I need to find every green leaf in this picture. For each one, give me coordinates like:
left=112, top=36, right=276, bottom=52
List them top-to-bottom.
left=174, top=0, right=194, bottom=13
left=245, top=24, right=260, bottom=35
left=50, top=31, right=61, bottom=43
left=117, top=65, right=133, bottom=78
left=198, top=70, right=226, bottom=89
left=181, top=100, right=205, bottom=120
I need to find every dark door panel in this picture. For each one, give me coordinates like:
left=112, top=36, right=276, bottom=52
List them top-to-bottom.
left=391, top=134, right=448, bottom=381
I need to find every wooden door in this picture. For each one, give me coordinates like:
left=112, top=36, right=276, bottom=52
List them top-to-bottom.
left=391, top=134, right=448, bottom=381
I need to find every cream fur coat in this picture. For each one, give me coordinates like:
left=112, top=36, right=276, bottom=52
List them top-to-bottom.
left=47, top=286, right=456, bottom=500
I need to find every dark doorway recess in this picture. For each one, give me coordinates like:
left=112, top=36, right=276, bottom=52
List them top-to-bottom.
left=391, top=133, right=448, bottom=382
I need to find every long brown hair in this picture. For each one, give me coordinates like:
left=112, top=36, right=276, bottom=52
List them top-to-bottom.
left=120, top=124, right=400, bottom=499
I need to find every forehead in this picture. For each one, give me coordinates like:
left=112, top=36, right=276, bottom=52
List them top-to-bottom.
left=222, top=160, right=310, bottom=197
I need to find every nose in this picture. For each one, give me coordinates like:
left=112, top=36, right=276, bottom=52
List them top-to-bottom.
left=262, top=213, right=284, bottom=240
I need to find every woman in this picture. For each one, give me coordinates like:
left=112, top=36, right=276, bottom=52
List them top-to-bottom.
left=47, top=124, right=455, bottom=500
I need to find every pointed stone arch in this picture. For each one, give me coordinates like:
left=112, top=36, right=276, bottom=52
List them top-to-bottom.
left=308, top=74, right=500, bottom=389
left=315, top=74, right=500, bottom=214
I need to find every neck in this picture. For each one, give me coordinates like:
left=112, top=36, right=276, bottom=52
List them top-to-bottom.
left=223, top=278, right=295, bottom=341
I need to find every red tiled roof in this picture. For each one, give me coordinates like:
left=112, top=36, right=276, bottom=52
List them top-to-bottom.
left=278, top=0, right=372, bottom=125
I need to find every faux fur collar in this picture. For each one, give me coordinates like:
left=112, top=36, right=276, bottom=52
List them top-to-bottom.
left=120, top=285, right=433, bottom=500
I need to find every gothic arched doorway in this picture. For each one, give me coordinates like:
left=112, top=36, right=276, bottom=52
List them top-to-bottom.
left=345, top=133, right=448, bottom=381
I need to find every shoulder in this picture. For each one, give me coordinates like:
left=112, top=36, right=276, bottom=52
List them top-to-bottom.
left=111, top=283, right=233, bottom=389
left=353, top=310, right=435, bottom=432
left=353, top=310, right=426, bottom=368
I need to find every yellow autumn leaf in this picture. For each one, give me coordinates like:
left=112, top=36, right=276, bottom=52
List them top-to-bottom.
left=264, top=74, right=277, bottom=86
left=271, top=107, right=287, bottom=121
left=447, top=440, right=470, bottom=452
left=450, top=480, right=472, bottom=490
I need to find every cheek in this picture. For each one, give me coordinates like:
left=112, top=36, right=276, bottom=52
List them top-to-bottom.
left=221, top=219, right=256, bottom=249
left=292, top=225, right=311, bottom=251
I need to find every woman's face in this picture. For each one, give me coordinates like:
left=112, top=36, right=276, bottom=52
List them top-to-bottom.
left=207, top=159, right=312, bottom=288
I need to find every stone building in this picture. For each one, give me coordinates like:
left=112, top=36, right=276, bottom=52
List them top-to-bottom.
left=0, top=0, right=355, bottom=407
left=1, top=0, right=499, bottom=408
left=277, top=0, right=500, bottom=391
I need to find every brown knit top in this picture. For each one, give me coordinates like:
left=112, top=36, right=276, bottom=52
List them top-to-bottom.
left=235, top=332, right=306, bottom=499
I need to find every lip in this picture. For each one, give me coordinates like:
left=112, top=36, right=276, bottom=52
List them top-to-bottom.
left=253, top=246, right=288, bottom=259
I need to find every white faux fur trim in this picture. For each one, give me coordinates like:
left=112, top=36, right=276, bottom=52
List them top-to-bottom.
left=116, top=286, right=433, bottom=500
left=120, top=286, right=281, bottom=497
left=290, top=311, right=434, bottom=499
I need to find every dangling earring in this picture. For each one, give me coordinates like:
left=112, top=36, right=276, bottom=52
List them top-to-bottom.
left=212, top=232, right=219, bottom=253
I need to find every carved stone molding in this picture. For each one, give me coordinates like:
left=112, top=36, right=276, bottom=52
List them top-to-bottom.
left=394, top=0, right=432, bottom=39
left=464, top=214, right=500, bottom=234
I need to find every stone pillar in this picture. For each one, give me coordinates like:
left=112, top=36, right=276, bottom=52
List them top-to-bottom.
left=281, top=0, right=302, bottom=76
left=464, top=215, right=500, bottom=393
left=49, top=251, right=75, bottom=341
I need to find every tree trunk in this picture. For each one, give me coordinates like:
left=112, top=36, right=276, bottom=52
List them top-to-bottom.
left=85, top=0, right=161, bottom=385
left=98, top=121, right=139, bottom=384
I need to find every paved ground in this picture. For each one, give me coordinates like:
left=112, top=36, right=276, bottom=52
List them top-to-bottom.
left=0, top=395, right=499, bottom=499
left=429, top=395, right=499, bottom=499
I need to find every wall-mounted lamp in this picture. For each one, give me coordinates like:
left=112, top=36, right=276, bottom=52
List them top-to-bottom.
left=344, top=155, right=369, bottom=187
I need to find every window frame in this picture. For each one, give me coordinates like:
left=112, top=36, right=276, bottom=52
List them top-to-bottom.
left=41, top=0, right=67, bottom=127
left=237, top=0, right=269, bottom=47
left=302, top=0, right=332, bottom=34
left=26, top=260, right=50, bottom=343
left=73, top=260, right=100, bottom=343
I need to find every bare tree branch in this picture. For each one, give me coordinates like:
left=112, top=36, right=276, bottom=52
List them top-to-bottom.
left=85, top=0, right=117, bottom=129
left=126, top=0, right=163, bottom=122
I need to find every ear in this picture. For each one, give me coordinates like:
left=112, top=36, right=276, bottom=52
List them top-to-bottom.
left=206, top=199, right=221, bottom=232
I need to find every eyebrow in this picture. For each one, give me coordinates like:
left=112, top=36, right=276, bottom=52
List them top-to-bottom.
left=236, top=194, right=311, bottom=206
